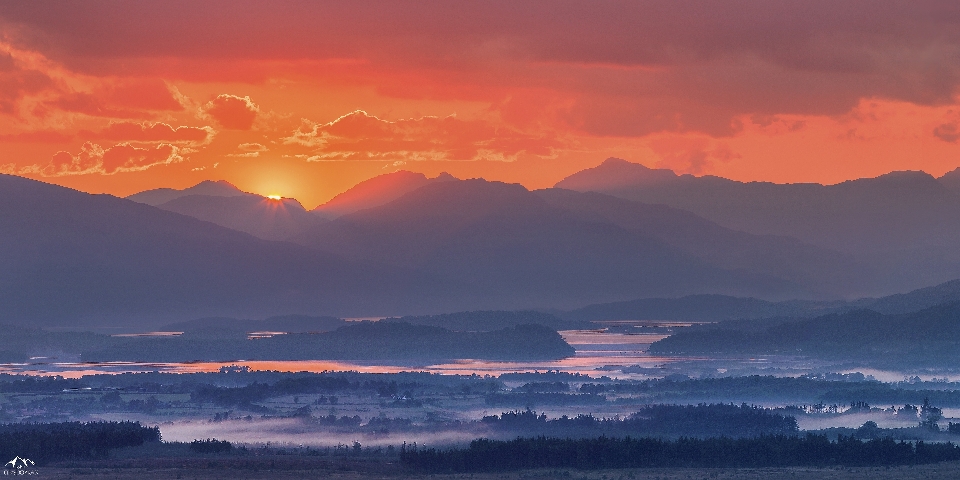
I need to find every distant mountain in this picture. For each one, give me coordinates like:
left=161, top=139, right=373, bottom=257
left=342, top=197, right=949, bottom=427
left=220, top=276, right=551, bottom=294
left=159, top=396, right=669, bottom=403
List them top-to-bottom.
left=556, top=158, right=960, bottom=293
left=938, top=167, right=960, bottom=195
left=312, top=170, right=456, bottom=219
left=0, top=174, right=453, bottom=329
left=292, top=178, right=876, bottom=306
left=127, top=180, right=247, bottom=206
left=536, top=188, right=874, bottom=297
left=155, top=194, right=325, bottom=241
left=561, top=277, right=960, bottom=324
left=866, top=279, right=960, bottom=315
left=562, top=295, right=846, bottom=323
left=648, top=302, right=960, bottom=368
left=383, top=310, right=593, bottom=331
left=158, top=315, right=348, bottom=336
left=0, top=321, right=574, bottom=363
left=82, top=322, right=575, bottom=362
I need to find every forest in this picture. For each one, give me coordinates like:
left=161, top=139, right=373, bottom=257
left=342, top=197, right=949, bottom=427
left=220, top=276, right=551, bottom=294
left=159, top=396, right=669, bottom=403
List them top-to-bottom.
left=0, top=421, right=159, bottom=465
left=399, top=435, right=960, bottom=472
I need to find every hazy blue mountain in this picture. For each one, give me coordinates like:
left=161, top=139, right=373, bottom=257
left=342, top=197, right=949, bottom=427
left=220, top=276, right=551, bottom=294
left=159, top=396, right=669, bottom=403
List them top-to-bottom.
left=556, top=158, right=960, bottom=293
left=938, top=167, right=960, bottom=195
left=312, top=170, right=457, bottom=219
left=0, top=174, right=453, bottom=329
left=292, top=178, right=875, bottom=306
left=126, top=180, right=247, bottom=206
left=536, top=188, right=875, bottom=298
left=156, top=194, right=325, bottom=241
left=561, top=278, right=960, bottom=323
left=865, top=279, right=960, bottom=315
left=562, top=295, right=846, bottom=323
left=648, top=302, right=960, bottom=368
left=382, top=310, right=593, bottom=331
left=158, top=315, right=348, bottom=336
left=0, top=321, right=574, bottom=363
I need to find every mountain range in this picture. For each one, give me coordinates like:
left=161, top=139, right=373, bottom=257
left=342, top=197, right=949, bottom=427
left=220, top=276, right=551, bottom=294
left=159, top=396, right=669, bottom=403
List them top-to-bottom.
left=7, top=157, right=960, bottom=329
left=557, top=158, right=960, bottom=292
left=0, top=174, right=458, bottom=329
left=128, top=181, right=324, bottom=241
left=561, top=278, right=960, bottom=323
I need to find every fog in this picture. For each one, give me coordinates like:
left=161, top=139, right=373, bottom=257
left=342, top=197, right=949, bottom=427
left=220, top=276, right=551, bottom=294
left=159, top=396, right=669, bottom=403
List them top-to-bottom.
left=159, top=418, right=485, bottom=448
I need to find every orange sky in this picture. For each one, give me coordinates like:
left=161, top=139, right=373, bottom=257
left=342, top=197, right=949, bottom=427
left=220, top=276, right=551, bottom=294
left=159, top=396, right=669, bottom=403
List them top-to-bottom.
left=1, top=1, right=959, bottom=208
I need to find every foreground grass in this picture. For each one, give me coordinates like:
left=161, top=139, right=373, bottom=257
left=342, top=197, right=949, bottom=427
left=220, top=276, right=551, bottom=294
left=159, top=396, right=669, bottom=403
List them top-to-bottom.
left=36, top=460, right=960, bottom=480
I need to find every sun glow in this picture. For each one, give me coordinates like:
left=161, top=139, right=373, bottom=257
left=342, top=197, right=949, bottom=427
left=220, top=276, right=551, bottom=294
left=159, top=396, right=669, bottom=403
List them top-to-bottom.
left=266, top=195, right=282, bottom=200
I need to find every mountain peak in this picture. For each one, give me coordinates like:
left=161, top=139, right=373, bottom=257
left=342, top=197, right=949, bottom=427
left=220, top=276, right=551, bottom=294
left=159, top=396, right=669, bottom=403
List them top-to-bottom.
left=555, top=158, right=677, bottom=191
left=312, top=170, right=457, bottom=219
left=127, top=179, right=248, bottom=206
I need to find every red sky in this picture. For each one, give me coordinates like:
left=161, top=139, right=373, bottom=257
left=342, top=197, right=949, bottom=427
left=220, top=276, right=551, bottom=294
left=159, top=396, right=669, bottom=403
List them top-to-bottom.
left=1, top=1, right=959, bottom=208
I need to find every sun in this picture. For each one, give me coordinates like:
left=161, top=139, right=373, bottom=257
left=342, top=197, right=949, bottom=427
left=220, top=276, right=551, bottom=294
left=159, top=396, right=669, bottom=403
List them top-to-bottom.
left=266, top=195, right=282, bottom=200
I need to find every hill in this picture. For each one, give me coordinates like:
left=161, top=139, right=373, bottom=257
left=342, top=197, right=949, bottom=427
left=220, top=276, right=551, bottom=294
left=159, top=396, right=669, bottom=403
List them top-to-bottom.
left=561, top=278, right=960, bottom=323
left=648, top=302, right=960, bottom=368
left=382, top=310, right=592, bottom=331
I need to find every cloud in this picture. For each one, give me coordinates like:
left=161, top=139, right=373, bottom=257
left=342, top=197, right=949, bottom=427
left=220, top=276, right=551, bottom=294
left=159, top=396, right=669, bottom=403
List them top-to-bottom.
left=5, top=2, right=960, bottom=138
left=0, top=45, right=56, bottom=115
left=202, top=94, right=259, bottom=130
left=284, top=110, right=557, bottom=162
left=83, top=121, right=213, bottom=144
left=934, top=122, right=959, bottom=143
left=0, top=130, right=72, bottom=143
left=649, top=137, right=741, bottom=175
left=42, top=141, right=183, bottom=176
left=227, top=142, right=268, bottom=157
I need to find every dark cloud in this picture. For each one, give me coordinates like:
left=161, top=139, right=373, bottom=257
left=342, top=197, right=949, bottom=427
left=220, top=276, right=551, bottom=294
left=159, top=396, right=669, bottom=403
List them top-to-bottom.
left=3, top=1, right=960, bottom=136
left=934, top=122, right=960, bottom=143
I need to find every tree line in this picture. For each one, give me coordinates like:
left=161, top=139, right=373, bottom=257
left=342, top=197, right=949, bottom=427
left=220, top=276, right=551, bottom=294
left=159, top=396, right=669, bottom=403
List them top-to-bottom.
left=0, top=421, right=160, bottom=465
left=400, top=434, right=960, bottom=472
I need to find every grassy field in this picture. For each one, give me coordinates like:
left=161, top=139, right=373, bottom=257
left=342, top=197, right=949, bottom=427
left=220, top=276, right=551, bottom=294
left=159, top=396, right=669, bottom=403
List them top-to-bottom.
left=36, top=460, right=960, bottom=480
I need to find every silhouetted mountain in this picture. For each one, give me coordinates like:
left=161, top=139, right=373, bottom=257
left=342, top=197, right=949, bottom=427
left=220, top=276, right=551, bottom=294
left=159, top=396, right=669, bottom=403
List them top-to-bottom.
left=556, top=158, right=960, bottom=293
left=938, top=168, right=960, bottom=195
left=312, top=170, right=457, bottom=219
left=0, top=174, right=453, bottom=329
left=292, top=178, right=876, bottom=305
left=126, top=180, right=247, bottom=206
left=536, top=188, right=874, bottom=297
left=155, top=194, right=325, bottom=241
left=562, top=278, right=960, bottom=323
left=866, top=279, right=960, bottom=315
left=562, top=295, right=846, bottom=323
left=649, top=302, right=960, bottom=367
left=383, top=310, right=593, bottom=331
left=159, top=315, right=348, bottom=337
left=0, top=321, right=574, bottom=363
left=80, top=322, right=575, bottom=362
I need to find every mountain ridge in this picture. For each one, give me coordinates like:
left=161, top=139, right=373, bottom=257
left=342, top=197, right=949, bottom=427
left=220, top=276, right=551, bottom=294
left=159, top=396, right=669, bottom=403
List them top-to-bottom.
left=556, top=158, right=960, bottom=293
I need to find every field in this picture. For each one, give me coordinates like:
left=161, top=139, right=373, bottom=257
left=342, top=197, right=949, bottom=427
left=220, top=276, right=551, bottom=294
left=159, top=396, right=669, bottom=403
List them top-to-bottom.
left=35, top=459, right=960, bottom=480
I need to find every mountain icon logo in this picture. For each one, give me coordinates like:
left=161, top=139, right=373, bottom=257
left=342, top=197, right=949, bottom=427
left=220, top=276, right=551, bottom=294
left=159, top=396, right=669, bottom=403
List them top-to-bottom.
left=3, top=457, right=35, bottom=470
